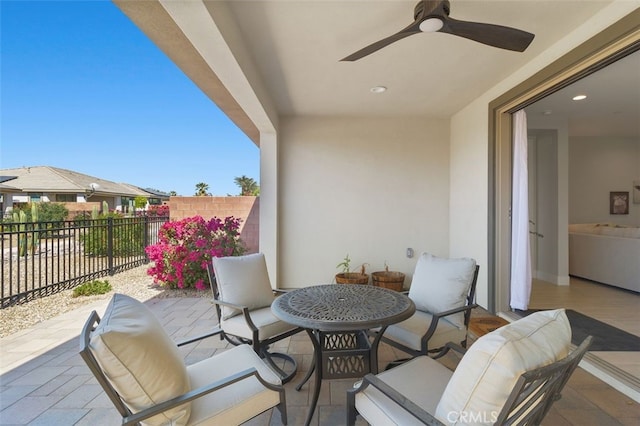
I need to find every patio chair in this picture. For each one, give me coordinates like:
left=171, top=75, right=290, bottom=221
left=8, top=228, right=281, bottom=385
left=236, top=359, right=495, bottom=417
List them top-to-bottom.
left=207, top=253, right=303, bottom=383
left=377, top=253, right=479, bottom=358
left=79, top=293, right=287, bottom=426
left=347, top=309, right=592, bottom=425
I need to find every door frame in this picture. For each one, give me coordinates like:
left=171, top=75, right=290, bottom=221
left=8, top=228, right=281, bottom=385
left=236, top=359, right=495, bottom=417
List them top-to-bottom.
left=488, top=10, right=640, bottom=313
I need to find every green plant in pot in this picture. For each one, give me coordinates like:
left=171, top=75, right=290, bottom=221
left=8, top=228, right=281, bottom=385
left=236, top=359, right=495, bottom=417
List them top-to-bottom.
left=335, top=254, right=369, bottom=285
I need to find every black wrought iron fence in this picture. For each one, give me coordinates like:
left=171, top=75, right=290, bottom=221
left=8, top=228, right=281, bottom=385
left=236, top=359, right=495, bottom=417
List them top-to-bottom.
left=0, top=215, right=169, bottom=308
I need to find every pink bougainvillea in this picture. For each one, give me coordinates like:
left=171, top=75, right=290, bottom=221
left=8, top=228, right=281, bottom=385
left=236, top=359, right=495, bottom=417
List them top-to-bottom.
left=146, top=205, right=170, bottom=217
left=146, top=216, right=245, bottom=290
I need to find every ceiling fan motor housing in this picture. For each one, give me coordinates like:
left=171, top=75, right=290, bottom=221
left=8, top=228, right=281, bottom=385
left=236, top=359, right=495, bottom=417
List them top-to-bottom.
left=415, top=0, right=450, bottom=21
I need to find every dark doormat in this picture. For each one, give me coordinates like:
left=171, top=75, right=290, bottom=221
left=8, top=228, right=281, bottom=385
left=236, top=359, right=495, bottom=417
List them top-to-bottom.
left=516, top=309, right=640, bottom=351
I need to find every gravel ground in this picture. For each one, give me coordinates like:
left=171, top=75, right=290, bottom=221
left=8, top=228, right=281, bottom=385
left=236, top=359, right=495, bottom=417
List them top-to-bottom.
left=0, top=264, right=210, bottom=338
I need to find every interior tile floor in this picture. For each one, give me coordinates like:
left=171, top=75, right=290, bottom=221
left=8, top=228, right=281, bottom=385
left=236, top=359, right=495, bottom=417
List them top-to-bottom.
left=529, top=277, right=640, bottom=381
left=0, top=294, right=638, bottom=425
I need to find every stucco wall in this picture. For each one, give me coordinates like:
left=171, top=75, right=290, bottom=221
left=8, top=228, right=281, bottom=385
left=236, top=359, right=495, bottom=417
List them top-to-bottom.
left=278, top=116, right=450, bottom=288
left=570, top=136, right=640, bottom=226
left=169, top=196, right=259, bottom=254
left=62, top=202, right=102, bottom=218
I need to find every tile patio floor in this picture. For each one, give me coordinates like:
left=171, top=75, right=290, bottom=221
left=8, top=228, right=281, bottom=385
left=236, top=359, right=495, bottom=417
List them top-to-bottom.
left=1, top=296, right=639, bottom=425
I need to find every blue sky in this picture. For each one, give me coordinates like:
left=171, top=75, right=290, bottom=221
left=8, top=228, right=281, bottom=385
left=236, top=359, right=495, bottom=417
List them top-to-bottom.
left=1, top=0, right=259, bottom=196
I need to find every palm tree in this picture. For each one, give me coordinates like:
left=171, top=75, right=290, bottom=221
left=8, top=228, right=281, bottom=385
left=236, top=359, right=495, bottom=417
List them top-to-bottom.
left=234, top=175, right=260, bottom=196
left=194, top=182, right=211, bottom=196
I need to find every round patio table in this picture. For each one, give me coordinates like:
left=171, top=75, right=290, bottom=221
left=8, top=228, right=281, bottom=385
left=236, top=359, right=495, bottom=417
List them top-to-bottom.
left=272, top=284, right=415, bottom=426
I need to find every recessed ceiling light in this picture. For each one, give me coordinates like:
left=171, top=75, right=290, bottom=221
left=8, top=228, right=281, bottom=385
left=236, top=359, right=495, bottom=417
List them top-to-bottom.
left=370, top=86, right=387, bottom=93
left=572, top=94, right=587, bottom=101
left=543, top=110, right=552, bottom=115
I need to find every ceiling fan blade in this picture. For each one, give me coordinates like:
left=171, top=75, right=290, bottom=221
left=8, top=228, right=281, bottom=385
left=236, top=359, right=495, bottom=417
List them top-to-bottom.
left=441, top=17, right=534, bottom=52
left=341, top=22, right=421, bottom=61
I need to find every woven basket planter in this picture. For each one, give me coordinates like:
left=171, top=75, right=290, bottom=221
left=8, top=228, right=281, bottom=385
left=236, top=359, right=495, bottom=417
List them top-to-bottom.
left=335, top=265, right=369, bottom=285
left=372, top=269, right=405, bottom=292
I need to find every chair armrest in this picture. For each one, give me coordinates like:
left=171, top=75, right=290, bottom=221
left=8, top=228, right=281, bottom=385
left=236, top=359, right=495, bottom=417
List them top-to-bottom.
left=211, top=298, right=247, bottom=312
left=210, top=299, right=259, bottom=332
left=420, top=303, right=478, bottom=353
left=431, top=303, right=478, bottom=321
left=176, top=329, right=223, bottom=347
left=431, top=341, right=468, bottom=360
left=443, top=341, right=467, bottom=356
left=122, top=367, right=279, bottom=425
left=353, top=374, right=444, bottom=426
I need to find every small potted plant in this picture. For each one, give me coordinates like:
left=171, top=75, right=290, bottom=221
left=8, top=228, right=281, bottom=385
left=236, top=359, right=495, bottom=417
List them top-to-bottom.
left=335, top=254, right=369, bottom=285
left=372, top=262, right=405, bottom=291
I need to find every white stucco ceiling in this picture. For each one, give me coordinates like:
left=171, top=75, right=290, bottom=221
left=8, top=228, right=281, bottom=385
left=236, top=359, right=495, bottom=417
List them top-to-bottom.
left=220, top=0, right=616, bottom=118
left=116, top=1, right=638, bottom=141
left=526, top=50, right=640, bottom=138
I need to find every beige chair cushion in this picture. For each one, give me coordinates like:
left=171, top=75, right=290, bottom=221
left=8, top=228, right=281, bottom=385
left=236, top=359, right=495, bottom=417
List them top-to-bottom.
left=212, top=253, right=275, bottom=320
left=408, top=253, right=476, bottom=327
left=89, top=294, right=191, bottom=426
left=221, top=306, right=299, bottom=341
left=434, top=309, right=571, bottom=424
left=382, top=310, right=467, bottom=352
left=187, top=344, right=282, bottom=425
left=354, top=356, right=453, bottom=426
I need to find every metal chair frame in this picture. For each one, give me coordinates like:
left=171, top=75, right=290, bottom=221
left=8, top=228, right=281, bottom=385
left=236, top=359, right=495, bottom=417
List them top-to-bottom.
left=206, top=263, right=303, bottom=383
left=379, top=265, right=480, bottom=358
left=79, top=310, right=288, bottom=426
left=347, top=335, right=592, bottom=425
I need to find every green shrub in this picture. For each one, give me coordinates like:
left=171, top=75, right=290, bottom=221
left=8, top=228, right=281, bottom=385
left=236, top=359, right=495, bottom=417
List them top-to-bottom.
left=134, top=196, right=147, bottom=210
left=13, top=202, right=69, bottom=222
left=37, top=202, right=69, bottom=223
left=72, top=211, right=92, bottom=227
left=79, top=213, right=145, bottom=257
left=72, top=280, right=112, bottom=297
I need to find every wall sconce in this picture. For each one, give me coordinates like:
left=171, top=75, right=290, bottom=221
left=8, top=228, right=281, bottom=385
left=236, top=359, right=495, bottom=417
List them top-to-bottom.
left=86, top=182, right=99, bottom=199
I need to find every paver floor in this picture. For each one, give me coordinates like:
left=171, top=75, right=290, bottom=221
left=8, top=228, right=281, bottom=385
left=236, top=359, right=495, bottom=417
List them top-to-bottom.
left=1, top=296, right=638, bottom=425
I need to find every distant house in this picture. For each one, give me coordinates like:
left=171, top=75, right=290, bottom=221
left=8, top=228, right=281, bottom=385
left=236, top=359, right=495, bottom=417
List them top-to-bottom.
left=0, top=166, right=169, bottom=217
left=0, top=176, right=20, bottom=193
left=119, top=184, right=170, bottom=208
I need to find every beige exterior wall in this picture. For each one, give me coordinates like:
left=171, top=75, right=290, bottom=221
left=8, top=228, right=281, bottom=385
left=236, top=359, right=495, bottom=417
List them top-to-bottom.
left=277, top=116, right=450, bottom=288
left=169, top=196, right=259, bottom=254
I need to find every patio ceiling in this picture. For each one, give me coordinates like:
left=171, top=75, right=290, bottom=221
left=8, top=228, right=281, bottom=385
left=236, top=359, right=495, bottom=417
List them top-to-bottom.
left=218, top=0, right=612, bottom=118
left=115, top=1, right=618, bottom=140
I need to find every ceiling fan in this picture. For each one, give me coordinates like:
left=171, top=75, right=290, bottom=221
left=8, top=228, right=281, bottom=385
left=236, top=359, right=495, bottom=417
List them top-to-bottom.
left=341, top=0, right=535, bottom=61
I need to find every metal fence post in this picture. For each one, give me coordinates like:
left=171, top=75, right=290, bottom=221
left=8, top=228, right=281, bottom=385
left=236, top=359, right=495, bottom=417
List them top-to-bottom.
left=143, top=216, right=150, bottom=261
left=107, top=217, right=114, bottom=275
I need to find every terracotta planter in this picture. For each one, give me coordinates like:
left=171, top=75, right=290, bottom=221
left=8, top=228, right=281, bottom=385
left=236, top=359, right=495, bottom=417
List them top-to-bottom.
left=335, top=265, right=369, bottom=284
left=372, top=269, right=405, bottom=291
left=335, top=272, right=369, bottom=285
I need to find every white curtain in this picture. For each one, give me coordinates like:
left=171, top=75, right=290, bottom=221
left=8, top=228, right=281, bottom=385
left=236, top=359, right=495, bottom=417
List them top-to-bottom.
left=510, top=109, right=532, bottom=311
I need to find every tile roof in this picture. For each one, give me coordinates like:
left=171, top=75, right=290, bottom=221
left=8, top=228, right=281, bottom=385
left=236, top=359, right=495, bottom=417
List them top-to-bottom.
left=0, top=166, right=147, bottom=196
